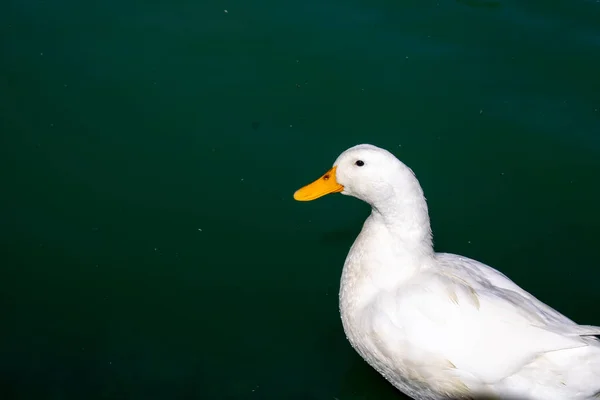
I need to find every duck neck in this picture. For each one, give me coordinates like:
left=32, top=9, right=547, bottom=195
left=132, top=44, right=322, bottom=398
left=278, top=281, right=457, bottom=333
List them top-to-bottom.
left=369, top=176, right=434, bottom=258
left=339, top=181, right=434, bottom=320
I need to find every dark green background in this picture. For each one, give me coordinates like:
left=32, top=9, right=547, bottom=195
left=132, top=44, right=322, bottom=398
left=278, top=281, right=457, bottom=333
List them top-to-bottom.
left=1, top=0, right=599, bottom=398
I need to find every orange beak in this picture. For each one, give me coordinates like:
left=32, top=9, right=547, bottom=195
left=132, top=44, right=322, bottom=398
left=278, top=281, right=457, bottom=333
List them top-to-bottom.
left=293, top=166, right=344, bottom=201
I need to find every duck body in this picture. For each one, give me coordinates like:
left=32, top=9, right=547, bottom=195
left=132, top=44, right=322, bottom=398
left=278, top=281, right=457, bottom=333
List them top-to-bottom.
left=294, top=144, right=600, bottom=399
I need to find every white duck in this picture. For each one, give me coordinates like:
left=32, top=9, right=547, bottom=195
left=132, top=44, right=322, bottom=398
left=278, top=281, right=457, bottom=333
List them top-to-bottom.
left=293, top=144, right=600, bottom=400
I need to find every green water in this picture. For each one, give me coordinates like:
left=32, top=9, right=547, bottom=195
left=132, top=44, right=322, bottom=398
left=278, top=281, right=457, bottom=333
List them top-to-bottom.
left=1, top=0, right=600, bottom=398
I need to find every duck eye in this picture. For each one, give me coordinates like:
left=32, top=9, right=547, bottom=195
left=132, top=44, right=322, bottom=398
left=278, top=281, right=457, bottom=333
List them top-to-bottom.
left=355, top=160, right=365, bottom=167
